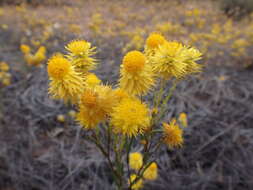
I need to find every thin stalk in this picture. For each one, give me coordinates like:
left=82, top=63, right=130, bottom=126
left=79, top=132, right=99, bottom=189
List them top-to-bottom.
left=154, top=79, right=166, bottom=108
left=156, top=80, right=178, bottom=122
left=87, top=133, right=121, bottom=187
left=126, top=137, right=134, bottom=190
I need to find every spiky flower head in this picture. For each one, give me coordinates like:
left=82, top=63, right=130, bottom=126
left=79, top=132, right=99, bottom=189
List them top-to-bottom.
left=145, top=33, right=166, bottom=58
left=146, top=33, right=165, bottom=49
left=65, top=40, right=97, bottom=73
left=152, top=41, right=202, bottom=79
left=152, top=41, right=188, bottom=79
left=183, top=47, right=202, bottom=74
left=119, top=51, right=155, bottom=96
left=47, top=54, right=84, bottom=104
left=85, top=73, right=101, bottom=88
left=76, top=85, right=117, bottom=129
left=114, top=88, right=129, bottom=102
left=110, top=97, right=151, bottom=137
left=162, top=119, right=183, bottom=149
left=129, top=152, right=143, bottom=170
left=143, top=162, right=158, bottom=180
left=129, top=174, right=143, bottom=190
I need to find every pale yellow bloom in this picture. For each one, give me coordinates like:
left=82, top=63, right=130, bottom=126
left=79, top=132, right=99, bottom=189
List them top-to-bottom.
left=129, top=152, right=143, bottom=170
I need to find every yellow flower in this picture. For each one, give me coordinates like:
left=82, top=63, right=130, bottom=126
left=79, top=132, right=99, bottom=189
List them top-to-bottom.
left=145, top=33, right=166, bottom=58
left=146, top=33, right=165, bottom=49
left=65, top=40, right=97, bottom=73
left=152, top=41, right=187, bottom=79
left=152, top=41, right=202, bottom=79
left=20, top=44, right=30, bottom=54
left=23, top=46, right=46, bottom=66
left=33, top=46, right=46, bottom=65
left=183, top=47, right=202, bottom=75
left=119, top=51, right=155, bottom=96
left=123, top=51, right=145, bottom=73
left=47, top=55, right=84, bottom=104
left=48, top=55, right=71, bottom=80
left=0, top=62, right=9, bottom=72
left=85, top=73, right=101, bottom=88
left=2, top=77, right=11, bottom=86
left=77, top=85, right=117, bottom=129
left=114, top=88, right=129, bottom=102
left=110, top=98, right=151, bottom=137
left=68, top=110, right=76, bottom=118
left=178, top=112, right=187, bottom=127
left=57, top=114, right=65, bottom=123
left=162, top=119, right=183, bottom=149
left=129, top=152, right=143, bottom=170
left=143, top=162, right=158, bottom=180
left=129, top=174, right=143, bottom=190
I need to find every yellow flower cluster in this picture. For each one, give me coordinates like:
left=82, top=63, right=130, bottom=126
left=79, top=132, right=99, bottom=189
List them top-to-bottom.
left=46, top=34, right=202, bottom=189
left=47, top=34, right=200, bottom=138
left=20, top=44, right=46, bottom=66
left=0, top=62, right=11, bottom=86
left=128, top=152, right=158, bottom=189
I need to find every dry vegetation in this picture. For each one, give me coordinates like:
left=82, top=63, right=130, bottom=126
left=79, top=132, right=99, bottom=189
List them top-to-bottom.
left=0, top=0, right=253, bottom=189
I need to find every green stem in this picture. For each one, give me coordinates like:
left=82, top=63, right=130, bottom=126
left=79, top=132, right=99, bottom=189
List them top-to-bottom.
left=154, top=79, right=166, bottom=108
left=156, top=80, right=178, bottom=122
left=86, top=133, right=121, bottom=187
left=126, top=137, right=134, bottom=190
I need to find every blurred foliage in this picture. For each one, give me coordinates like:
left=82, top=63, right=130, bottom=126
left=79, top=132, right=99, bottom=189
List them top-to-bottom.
left=221, top=0, right=253, bottom=19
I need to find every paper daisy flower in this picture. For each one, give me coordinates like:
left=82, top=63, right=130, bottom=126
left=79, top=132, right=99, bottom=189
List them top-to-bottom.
left=145, top=33, right=166, bottom=57
left=65, top=40, right=97, bottom=74
left=152, top=41, right=188, bottom=79
left=119, top=51, right=155, bottom=96
left=47, top=54, right=84, bottom=104
left=85, top=73, right=101, bottom=88
left=76, top=85, right=117, bottom=129
left=110, top=97, right=151, bottom=137
left=162, top=119, right=183, bottom=149
left=129, top=152, right=143, bottom=170
left=143, top=162, right=158, bottom=180
left=129, top=174, right=143, bottom=190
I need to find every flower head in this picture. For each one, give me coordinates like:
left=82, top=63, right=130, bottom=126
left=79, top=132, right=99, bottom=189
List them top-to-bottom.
left=146, top=33, right=165, bottom=49
left=65, top=40, right=97, bottom=73
left=152, top=41, right=187, bottom=79
left=152, top=41, right=202, bottom=79
left=20, top=44, right=30, bottom=54
left=183, top=47, right=202, bottom=74
left=119, top=51, right=155, bottom=96
left=123, top=51, right=145, bottom=73
left=47, top=54, right=84, bottom=104
left=48, top=55, right=71, bottom=80
left=0, top=62, right=9, bottom=72
left=85, top=73, right=101, bottom=88
left=77, top=85, right=117, bottom=129
left=114, top=88, right=129, bottom=102
left=110, top=98, right=151, bottom=137
left=178, top=112, right=188, bottom=127
left=57, top=114, right=65, bottom=123
left=162, top=119, right=183, bottom=149
left=129, top=152, right=143, bottom=170
left=143, top=162, right=158, bottom=180
left=129, top=174, right=143, bottom=190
